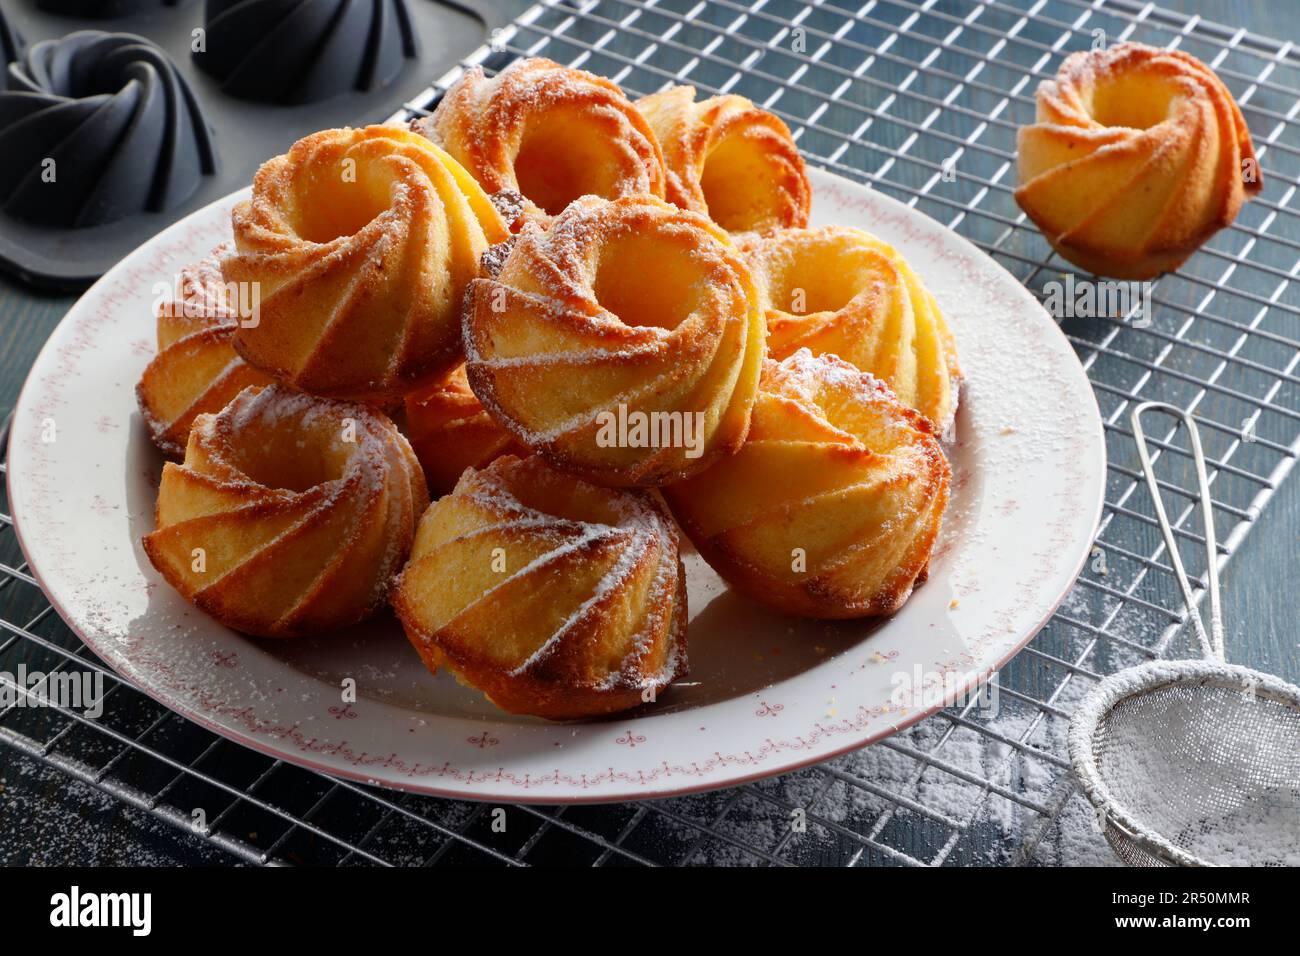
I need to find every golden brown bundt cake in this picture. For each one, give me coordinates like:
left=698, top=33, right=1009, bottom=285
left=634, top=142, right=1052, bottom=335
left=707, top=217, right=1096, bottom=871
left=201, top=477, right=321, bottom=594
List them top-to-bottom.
left=1016, top=42, right=1261, bottom=280
left=417, top=58, right=668, bottom=224
left=636, top=84, right=810, bottom=233
left=223, top=125, right=508, bottom=403
left=464, top=194, right=767, bottom=487
left=737, top=227, right=960, bottom=433
left=155, top=244, right=237, bottom=348
left=137, top=245, right=274, bottom=458
left=664, top=350, right=950, bottom=619
left=403, top=364, right=524, bottom=498
left=143, top=385, right=429, bottom=638
left=392, top=454, right=688, bottom=720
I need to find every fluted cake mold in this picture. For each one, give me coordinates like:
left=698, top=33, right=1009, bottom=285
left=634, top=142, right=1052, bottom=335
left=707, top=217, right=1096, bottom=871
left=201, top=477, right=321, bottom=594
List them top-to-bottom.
left=0, top=0, right=487, bottom=288
left=194, top=0, right=418, bottom=105
left=0, top=7, right=22, bottom=65
left=0, top=30, right=216, bottom=228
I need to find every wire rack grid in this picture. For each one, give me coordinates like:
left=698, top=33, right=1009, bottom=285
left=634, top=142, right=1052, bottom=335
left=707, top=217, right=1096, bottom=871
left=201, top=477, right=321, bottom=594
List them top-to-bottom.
left=1, top=0, right=1298, bottom=866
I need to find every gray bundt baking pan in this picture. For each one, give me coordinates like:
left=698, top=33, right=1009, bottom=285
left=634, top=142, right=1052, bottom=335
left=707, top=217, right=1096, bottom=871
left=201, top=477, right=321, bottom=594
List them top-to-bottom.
left=0, top=0, right=512, bottom=290
left=35, top=0, right=185, bottom=18
left=195, top=0, right=418, bottom=105
left=1, top=31, right=218, bottom=228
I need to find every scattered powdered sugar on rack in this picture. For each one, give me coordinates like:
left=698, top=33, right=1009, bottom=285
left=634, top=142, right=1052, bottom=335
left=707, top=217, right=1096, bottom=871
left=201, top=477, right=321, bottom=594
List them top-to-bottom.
left=667, top=672, right=1121, bottom=865
left=0, top=755, right=233, bottom=866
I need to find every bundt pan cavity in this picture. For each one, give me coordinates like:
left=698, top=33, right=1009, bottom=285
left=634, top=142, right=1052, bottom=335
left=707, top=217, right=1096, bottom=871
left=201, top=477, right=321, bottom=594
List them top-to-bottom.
left=0, top=0, right=504, bottom=287
left=35, top=0, right=187, bottom=18
left=194, top=0, right=419, bottom=105
left=0, top=8, right=22, bottom=65
left=0, top=30, right=217, bottom=228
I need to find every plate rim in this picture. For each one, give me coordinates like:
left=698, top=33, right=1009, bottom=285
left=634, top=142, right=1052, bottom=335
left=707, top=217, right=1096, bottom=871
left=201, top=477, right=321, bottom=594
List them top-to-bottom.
left=5, top=167, right=1106, bottom=803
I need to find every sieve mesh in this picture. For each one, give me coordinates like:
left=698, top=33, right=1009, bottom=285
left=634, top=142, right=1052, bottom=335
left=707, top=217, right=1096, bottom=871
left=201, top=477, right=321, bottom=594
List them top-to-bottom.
left=1077, top=662, right=1300, bottom=866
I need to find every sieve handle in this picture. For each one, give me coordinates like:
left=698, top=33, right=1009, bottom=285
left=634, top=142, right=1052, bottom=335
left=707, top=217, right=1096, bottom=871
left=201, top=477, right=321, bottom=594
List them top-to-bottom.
left=1130, top=402, right=1225, bottom=662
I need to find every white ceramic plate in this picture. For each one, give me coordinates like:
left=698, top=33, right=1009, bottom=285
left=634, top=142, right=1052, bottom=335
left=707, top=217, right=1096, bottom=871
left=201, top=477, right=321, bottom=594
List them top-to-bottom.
left=6, top=168, right=1105, bottom=803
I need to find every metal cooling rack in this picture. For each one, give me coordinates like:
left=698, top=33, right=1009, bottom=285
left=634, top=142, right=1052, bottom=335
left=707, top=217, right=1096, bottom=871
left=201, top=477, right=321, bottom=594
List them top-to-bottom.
left=2, top=0, right=1298, bottom=866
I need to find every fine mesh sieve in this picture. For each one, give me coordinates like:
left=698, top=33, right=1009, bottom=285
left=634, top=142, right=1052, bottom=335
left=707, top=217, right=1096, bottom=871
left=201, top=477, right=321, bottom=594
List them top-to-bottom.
left=1069, top=402, right=1300, bottom=867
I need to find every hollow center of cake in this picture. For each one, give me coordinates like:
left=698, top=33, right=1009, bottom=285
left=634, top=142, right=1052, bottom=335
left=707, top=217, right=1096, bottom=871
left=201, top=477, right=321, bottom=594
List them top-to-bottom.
left=1087, top=72, right=1180, bottom=130
left=515, top=111, right=631, bottom=216
left=700, top=133, right=779, bottom=232
left=293, top=172, right=394, bottom=243
left=592, top=233, right=708, bottom=330
left=766, top=247, right=870, bottom=315
left=227, top=419, right=353, bottom=492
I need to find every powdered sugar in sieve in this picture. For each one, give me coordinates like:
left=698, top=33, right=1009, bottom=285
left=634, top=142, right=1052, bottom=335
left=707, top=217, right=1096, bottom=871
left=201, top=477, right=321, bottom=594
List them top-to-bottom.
left=1069, top=402, right=1300, bottom=867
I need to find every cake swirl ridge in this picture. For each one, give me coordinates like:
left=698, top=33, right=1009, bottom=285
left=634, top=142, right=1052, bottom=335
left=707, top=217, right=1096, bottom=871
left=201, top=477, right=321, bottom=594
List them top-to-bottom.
left=637, top=84, right=811, bottom=234
left=224, top=125, right=508, bottom=402
left=738, top=226, right=961, bottom=432
left=664, top=349, right=951, bottom=619
left=143, top=384, right=429, bottom=638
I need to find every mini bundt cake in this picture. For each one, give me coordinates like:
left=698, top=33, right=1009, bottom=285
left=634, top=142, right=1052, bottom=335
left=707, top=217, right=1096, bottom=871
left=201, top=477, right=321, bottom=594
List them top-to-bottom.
left=195, top=0, right=417, bottom=105
left=0, top=31, right=216, bottom=228
left=1016, top=42, right=1262, bottom=280
left=417, top=58, right=668, bottom=224
left=636, top=85, right=810, bottom=233
left=223, top=125, right=508, bottom=402
left=464, top=194, right=767, bottom=486
left=738, top=227, right=960, bottom=432
left=137, top=246, right=272, bottom=457
left=153, top=246, right=238, bottom=349
left=664, top=350, right=950, bottom=619
left=404, top=365, right=524, bottom=497
left=143, top=385, right=428, bottom=638
left=392, top=454, right=687, bottom=719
